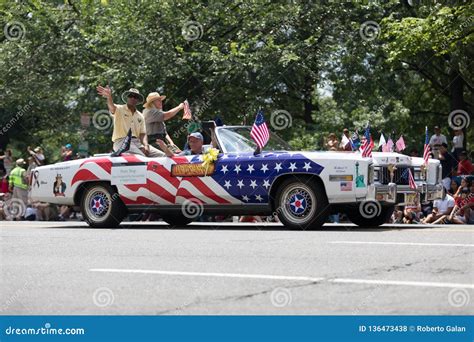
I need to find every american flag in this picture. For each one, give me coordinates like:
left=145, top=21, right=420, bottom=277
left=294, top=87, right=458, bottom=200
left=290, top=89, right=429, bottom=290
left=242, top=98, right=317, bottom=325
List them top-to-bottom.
left=183, top=100, right=192, bottom=120
left=250, top=110, right=270, bottom=149
left=361, top=124, right=373, bottom=157
left=423, top=126, right=431, bottom=164
left=395, top=135, right=406, bottom=152
left=401, top=168, right=417, bottom=191
left=408, top=168, right=417, bottom=190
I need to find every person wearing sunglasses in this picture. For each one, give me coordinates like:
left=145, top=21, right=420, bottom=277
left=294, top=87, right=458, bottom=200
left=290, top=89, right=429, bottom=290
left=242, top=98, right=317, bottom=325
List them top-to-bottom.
left=96, top=85, right=172, bottom=157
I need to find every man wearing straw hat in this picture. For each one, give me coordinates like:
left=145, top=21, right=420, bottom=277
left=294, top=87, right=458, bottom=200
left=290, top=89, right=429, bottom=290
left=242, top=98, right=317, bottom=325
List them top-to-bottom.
left=96, top=85, right=171, bottom=157
left=143, top=92, right=184, bottom=148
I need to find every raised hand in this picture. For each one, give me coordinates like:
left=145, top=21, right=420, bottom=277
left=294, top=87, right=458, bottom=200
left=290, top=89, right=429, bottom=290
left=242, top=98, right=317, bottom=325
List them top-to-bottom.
left=97, top=84, right=112, bottom=98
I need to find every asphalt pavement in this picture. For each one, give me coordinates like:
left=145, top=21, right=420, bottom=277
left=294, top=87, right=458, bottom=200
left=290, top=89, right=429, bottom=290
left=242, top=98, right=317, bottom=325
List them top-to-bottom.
left=1, top=221, right=473, bottom=315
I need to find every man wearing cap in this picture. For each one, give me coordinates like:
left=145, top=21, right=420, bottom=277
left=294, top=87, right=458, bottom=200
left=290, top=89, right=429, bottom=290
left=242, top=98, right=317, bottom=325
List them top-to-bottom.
left=96, top=85, right=165, bottom=157
left=143, top=92, right=184, bottom=148
left=178, top=132, right=205, bottom=156
left=9, top=159, right=28, bottom=209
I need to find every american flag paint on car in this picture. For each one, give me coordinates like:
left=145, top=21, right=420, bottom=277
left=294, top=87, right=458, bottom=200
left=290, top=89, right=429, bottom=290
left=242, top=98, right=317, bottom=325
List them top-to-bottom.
left=29, top=125, right=443, bottom=229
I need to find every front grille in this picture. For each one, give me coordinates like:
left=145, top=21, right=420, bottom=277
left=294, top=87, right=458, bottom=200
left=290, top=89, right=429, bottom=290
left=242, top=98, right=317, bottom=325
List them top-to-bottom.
left=379, top=166, right=414, bottom=185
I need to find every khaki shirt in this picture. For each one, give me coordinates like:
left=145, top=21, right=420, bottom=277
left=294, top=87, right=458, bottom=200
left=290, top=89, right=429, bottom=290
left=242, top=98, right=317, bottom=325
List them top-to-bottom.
left=111, top=104, right=146, bottom=142
left=143, top=107, right=166, bottom=136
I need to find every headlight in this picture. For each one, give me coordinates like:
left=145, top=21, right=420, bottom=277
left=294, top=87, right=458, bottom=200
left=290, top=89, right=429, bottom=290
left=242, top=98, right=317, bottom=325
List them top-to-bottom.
left=368, top=164, right=374, bottom=184
left=373, top=166, right=379, bottom=182
left=414, top=168, right=422, bottom=181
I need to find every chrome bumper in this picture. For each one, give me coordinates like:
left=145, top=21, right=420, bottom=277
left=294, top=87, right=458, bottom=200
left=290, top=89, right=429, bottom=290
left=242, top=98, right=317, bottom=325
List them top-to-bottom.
left=367, top=183, right=397, bottom=203
left=372, top=183, right=443, bottom=203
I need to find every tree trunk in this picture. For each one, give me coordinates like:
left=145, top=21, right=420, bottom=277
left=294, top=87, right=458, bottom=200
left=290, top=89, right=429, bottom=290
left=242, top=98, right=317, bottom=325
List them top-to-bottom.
left=302, top=74, right=316, bottom=124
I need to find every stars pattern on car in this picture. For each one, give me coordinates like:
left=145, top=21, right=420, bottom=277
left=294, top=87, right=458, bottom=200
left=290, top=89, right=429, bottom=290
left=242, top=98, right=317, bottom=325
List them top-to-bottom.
left=211, top=152, right=324, bottom=204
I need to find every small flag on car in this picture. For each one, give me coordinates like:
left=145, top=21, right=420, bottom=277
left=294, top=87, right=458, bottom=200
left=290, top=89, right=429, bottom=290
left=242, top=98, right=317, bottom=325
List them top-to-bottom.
left=183, top=100, right=192, bottom=120
left=250, top=110, right=270, bottom=150
left=361, top=123, right=373, bottom=157
left=423, top=126, right=431, bottom=164
left=111, top=128, right=132, bottom=157
left=378, top=132, right=386, bottom=149
left=396, top=135, right=406, bottom=152
left=384, top=138, right=394, bottom=152
left=408, top=168, right=417, bottom=190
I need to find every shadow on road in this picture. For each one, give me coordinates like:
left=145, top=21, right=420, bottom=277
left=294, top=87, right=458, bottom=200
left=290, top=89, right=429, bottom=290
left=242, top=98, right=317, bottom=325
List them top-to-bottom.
left=40, top=222, right=440, bottom=232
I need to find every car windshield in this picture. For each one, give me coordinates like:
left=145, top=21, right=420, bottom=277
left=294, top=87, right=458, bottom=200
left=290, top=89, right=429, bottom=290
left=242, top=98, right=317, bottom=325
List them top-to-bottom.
left=216, top=126, right=292, bottom=153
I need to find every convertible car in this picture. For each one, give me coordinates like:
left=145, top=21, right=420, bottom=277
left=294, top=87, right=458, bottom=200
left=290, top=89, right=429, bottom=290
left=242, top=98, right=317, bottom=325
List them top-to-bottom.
left=29, top=125, right=440, bottom=229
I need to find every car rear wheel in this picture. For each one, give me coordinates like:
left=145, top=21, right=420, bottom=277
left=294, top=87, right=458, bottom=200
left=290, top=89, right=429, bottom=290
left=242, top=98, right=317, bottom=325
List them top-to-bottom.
left=275, top=177, right=329, bottom=230
left=80, top=183, right=126, bottom=228
left=345, top=202, right=394, bottom=227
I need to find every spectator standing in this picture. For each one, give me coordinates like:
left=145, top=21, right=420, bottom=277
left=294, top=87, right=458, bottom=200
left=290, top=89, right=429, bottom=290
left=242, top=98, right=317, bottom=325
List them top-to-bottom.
left=429, top=126, right=447, bottom=159
left=340, top=128, right=352, bottom=151
left=451, top=129, right=464, bottom=159
left=325, top=133, right=339, bottom=151
left=438, top=143, right=457, bottom=191
left=61, top=144, right=73, bottom=161
left=28, top=146, right=45, bottom=165
left=0, top=149, right=13, bottom=175
left=456, top=151, right=473, bottom=176
left=9, top=159, right=28, bottom=213
left=0, top=170, right=9, bottom=194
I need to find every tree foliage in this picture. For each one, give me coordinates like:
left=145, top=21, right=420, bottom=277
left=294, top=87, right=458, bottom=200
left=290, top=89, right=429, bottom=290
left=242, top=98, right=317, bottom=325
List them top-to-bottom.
left=1, top=0, right=472, bottom=160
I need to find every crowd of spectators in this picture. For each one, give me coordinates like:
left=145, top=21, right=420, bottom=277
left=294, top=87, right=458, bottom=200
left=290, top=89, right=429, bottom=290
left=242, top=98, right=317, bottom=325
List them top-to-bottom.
left=323, top=125, right=473, bottom=225
left=0, top=144, right=81, bottom=221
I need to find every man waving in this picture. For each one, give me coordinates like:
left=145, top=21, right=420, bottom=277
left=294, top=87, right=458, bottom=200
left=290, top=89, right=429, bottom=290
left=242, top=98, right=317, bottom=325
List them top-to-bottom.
left=96, top=85, right=170, bottom=157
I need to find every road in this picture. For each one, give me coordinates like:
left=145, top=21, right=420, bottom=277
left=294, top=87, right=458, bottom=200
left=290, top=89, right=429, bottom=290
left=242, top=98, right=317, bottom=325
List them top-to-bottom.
left=1, top=221, right=473, bottom=315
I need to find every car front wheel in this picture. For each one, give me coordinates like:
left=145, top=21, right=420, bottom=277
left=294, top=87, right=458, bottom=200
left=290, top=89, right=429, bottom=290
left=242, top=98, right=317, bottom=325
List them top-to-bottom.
left=275, top=177, right=329, bottom=230
left=80, top=183, right=126, bottom=228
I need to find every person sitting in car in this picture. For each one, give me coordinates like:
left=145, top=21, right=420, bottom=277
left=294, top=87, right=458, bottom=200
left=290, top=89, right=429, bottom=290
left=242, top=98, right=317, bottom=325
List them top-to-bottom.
left=178, top=132, right=205, bottom=156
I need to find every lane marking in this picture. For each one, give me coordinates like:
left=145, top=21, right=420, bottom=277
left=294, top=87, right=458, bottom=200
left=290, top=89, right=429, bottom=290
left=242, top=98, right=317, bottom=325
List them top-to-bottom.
left=329, top=241, right=474, bottom=248
left=89, top=268, right=325, bottom=282
left=90, top=268, right=474, bottom=289
left=331, top=278, right=474, bottom=289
